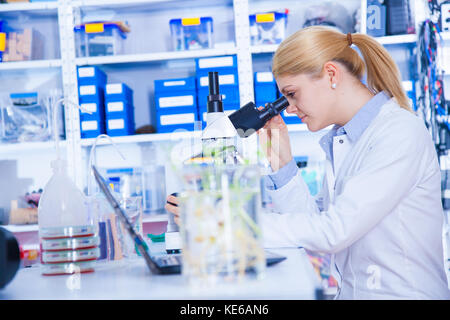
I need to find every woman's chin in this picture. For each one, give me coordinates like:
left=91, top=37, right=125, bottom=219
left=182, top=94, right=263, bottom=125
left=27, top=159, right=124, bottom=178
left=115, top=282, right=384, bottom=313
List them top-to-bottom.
left=305, top=121, right=324, bottom=132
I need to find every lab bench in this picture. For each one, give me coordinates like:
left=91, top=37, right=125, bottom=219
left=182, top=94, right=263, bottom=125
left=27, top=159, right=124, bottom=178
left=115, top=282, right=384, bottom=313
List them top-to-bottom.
left=0, top=242, right=322, bottom=300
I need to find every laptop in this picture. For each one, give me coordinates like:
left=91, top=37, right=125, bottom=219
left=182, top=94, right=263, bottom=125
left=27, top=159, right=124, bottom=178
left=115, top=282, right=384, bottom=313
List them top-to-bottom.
left=92, top=165, right=286, bottom=275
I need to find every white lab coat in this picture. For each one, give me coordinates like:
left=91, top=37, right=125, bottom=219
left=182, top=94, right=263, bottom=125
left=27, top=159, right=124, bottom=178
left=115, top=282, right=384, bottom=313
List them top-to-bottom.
left=261, top=98, right=450, bottom=299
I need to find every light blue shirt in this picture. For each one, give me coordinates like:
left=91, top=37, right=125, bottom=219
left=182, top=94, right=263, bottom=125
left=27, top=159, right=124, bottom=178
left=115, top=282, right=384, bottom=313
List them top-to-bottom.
left=268, top=91, right=390, bottom=189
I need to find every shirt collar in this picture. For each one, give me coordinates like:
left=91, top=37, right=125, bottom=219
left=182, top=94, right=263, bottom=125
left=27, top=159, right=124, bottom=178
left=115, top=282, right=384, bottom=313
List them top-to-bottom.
left=319, top=91, right=390, bottom=159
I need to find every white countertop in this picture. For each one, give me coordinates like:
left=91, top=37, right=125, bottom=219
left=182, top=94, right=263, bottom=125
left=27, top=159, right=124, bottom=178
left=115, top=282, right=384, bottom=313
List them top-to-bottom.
left=0, top=243, right=321, bottom=300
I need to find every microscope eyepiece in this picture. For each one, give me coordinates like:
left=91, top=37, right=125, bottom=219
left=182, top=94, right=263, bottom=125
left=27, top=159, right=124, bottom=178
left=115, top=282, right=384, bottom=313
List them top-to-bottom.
left=207, top=72, right=223, bottom=113
left=228, top=96, right=289, bottom=138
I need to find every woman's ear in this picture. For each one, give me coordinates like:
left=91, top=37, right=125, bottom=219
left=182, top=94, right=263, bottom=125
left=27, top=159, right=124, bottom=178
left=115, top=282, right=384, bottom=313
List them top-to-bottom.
left=323, top=61, right=339, bottom=89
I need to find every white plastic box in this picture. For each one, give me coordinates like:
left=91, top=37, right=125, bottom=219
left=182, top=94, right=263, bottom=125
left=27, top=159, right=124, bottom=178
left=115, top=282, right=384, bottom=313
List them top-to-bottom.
left=249, top=11, right=288, bottom=45
left=169, top=17, right=213, bottom=51
left=74, top=22, right=130, bottom=57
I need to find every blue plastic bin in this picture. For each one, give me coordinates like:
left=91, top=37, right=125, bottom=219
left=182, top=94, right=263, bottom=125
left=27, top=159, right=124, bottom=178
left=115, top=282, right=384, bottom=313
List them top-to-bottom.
left=195, top=55, right=238, bottom=75
left=77, top=66, right=107, bottom=87
left=254, top=71, right=277, bottom=105
left=154, top=77, right=196, bottom=93
left=105, top=83, right=133, bottom=103
left=79, top=101, right=105, bottom=122
left=156, top=107, right=198, bottom=133
left=106, top=116, right=135, bottom=137
left=80, top=119, right=106, bottom=139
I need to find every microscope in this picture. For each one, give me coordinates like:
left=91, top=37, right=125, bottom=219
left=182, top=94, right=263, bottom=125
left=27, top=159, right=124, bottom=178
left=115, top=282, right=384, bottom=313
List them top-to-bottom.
left=164, top=71, right=289, bottom=254
left=0, top=227, right=20, bottom=289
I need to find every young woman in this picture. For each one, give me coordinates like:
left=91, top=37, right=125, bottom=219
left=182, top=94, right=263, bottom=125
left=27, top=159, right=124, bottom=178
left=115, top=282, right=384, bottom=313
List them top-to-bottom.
left=166, top=26, right=450, bottom=299
left=257, top=26, right=449, bottom=299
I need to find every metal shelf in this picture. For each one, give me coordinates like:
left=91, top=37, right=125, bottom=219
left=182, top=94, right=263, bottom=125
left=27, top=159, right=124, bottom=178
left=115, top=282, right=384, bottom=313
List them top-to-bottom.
left=72, top=0, right=233, bottom=10
left=72, top=0, right=174, bottom=7
left=0, top=1, right=58, bottom=12
left=375, top=34, right=417, bottom=46
left=250, top=35, right=418, bottom=54
left=250, top=44, right=279, bottom=54
left=75, top=47, right=238, bottom=66
left=0, top=59, right=62, bottom=71
left=79, top=125, right=310, bottom=148
left=80, top=131, right=202, bottom=147
left=0, top=140, right=66, bottom=155
left=3, top=213, right=168, bottom=234
left=143, top=213, right=168, bottom=223
left=2, top=224, right=38, bottom=233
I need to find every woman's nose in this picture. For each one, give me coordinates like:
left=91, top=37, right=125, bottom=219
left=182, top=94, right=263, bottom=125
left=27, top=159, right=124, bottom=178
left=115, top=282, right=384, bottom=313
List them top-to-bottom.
left=285, top=104, right=297, bottom=114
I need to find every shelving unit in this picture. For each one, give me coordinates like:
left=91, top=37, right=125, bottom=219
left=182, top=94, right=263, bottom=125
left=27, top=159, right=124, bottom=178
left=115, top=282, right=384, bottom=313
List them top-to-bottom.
left=0, top=0, right=423, bottom=214
left=0, top=1, right=58, bottom=12
left=74, top=47, right=238, bottom=66
left=0, top=59, right=62, bottom=70
left=80, top=130, right=202, bottom=146
left=0, top=140, right=65, bottom=154
left=2, top=212, right=169, bottom=234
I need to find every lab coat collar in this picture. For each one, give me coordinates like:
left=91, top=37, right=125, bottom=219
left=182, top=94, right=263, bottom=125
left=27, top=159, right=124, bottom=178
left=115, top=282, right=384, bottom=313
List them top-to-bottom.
left=319, top=91, right=390, bottom=160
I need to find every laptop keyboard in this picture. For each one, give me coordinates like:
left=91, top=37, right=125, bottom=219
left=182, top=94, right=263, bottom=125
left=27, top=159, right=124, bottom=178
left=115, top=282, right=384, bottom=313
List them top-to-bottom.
left=154, top=251, right=285, bottom=269
left=155, top=255, right=182, bottom=267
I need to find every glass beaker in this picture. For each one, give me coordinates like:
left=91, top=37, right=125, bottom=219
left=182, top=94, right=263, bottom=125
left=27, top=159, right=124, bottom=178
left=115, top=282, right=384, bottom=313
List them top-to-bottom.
left=142, top=164, right=166, bottom=215
left=178, top=164, right=265, bottom=287
left=117, top=196, right=143, bottom=259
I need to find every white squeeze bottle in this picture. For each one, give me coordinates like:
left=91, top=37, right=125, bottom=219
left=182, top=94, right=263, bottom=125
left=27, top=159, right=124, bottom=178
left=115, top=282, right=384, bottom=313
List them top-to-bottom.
left=37, top=98, right=99, bottom=276
left=38, top=159, right=89, bottom=230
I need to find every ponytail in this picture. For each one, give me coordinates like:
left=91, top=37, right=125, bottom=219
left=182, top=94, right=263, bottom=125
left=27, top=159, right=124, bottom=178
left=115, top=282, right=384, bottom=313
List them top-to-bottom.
left=272, top=26, right=412, bottom=112
left=351, top=33, right=411, bottom=111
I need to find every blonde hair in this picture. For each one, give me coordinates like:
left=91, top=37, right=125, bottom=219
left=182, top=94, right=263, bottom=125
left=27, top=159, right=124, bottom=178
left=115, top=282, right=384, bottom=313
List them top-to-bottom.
left=272, top=26, right=411, bottom=111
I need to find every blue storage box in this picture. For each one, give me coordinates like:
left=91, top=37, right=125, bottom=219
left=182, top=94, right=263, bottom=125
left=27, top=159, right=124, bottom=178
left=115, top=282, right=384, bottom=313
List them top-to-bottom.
left=366, top=0, right=386, bottom=37
left=249, top=11, right=288, bottom=45
left=169, top=17, right=213, bottom=51
left=195, top=55, right=238, bottom=75
left=77, top=66, right=107, bottom=87
left=197, top=70, right=239, bottom=108
left=196, top=71, right=238, bottom=89
left=254, top=71, right=277, bottom=105
left=154, top=77, right=196, bottom=93
left=154, top=77, right=197, bottom=111
left=105, top=83, right=133, bottom=103
left=78, top=85, right=104, bottom=103
left=155, top=91, right=197, bottom=110
left=105, top=100, right=134, bottom=118
left=79, top=101, right=105, bottom=122
left=156, top=107, right=198, bottom=133
left=106, top=117, right=135, bottom=137
left=80, top=119, right=106, bottom=139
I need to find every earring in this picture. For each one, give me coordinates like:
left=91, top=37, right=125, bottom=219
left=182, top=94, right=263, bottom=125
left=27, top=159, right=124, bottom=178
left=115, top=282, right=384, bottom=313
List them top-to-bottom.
left=331, top=83, right=337, bottom=89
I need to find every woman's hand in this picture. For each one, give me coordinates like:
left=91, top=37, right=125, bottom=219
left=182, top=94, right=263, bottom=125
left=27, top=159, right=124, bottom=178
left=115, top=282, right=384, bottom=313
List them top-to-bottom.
left=257, top=113, right=293, bottom=171
left=165, top=194, right=180, bottom=225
